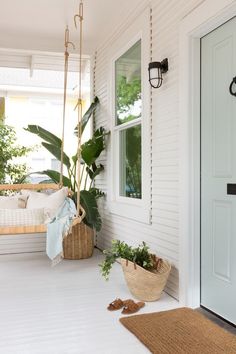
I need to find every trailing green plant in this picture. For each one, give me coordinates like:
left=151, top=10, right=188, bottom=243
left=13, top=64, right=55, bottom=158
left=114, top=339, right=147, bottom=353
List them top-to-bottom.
left=25, top=97, right=108, bottom=231
left=0, top=124, right=32, bottom=186
left=100, top=240, right=161, bottom=280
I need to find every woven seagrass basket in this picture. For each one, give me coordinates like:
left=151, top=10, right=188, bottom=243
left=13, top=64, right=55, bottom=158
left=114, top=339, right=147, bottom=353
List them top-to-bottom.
left=63, top=222, right=94, bottom=260
left=121, top=258, right=171, bottom=301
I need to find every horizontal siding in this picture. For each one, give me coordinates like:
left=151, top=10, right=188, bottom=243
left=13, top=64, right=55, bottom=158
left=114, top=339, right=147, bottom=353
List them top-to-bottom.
left=93, top=0, right=203, bottom=300
left=0, top=234, right=46, bottom=255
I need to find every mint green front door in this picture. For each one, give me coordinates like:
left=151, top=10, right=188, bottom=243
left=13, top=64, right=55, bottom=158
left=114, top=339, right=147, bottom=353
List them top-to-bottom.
left=201, top=17, right=236, bottom=324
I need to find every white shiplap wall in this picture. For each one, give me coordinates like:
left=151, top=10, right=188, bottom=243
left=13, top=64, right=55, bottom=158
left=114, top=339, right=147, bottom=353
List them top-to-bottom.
left=93, top=0, right=203, bottom=299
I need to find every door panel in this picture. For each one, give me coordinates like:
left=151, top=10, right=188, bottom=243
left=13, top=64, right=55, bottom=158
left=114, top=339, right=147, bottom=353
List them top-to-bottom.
left=201, top=17, right=236, bottom=324
left=212, top=38, right=233, bottom=177
left=212, top=200, right=232, bottom=282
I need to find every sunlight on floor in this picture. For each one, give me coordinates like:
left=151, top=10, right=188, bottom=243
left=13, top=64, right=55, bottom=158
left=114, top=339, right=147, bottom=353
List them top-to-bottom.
left=0, top=249, right=179, bottom=354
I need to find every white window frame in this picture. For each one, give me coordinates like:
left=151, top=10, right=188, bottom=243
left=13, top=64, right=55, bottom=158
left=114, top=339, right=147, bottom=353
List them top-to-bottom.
left=108, top=8, right=151, bottom=224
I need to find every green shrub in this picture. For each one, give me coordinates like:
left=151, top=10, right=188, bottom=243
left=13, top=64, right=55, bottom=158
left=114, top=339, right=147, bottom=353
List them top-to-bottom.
left=0, top=124, right=32, bottom=185
left=100, top=240, right=161, bottom=280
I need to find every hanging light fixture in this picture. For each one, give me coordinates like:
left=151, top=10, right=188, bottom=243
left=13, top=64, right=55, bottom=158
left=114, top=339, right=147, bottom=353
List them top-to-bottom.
left=148, top=58, right=168, bottom=89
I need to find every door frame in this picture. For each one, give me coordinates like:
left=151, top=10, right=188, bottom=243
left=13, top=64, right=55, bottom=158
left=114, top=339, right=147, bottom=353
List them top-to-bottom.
left=179, top=0, right=236, bottom=308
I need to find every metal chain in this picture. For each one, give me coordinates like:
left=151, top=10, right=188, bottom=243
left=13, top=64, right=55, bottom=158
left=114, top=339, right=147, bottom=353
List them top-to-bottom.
left=150, top=6, right=153, bottom=224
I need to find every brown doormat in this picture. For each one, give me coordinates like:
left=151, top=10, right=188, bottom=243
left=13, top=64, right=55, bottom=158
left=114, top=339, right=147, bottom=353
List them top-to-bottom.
left=120, top=307, right=236, bottom=354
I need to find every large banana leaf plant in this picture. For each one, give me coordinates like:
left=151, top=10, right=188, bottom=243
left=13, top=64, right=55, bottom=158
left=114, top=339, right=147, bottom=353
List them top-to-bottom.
left=25, top=97, right=108, bottom=231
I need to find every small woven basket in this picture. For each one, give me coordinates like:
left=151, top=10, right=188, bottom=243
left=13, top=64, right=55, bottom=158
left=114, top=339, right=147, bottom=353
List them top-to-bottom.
left=63, top=222, right=94, bottom=260
left=121, top=258, right=171, bottom=301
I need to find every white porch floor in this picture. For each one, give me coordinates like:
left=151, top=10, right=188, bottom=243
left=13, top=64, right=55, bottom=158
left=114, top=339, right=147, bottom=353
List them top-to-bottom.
left=0, top=249, right=179, bottom=354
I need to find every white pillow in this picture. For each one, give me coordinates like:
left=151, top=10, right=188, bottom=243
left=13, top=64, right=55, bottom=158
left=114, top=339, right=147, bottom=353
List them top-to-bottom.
left=21, top=187, right=68, bottom=218
left=0, top=195, right=27, bottom=209
left=0, top=208, right=45, bottom=226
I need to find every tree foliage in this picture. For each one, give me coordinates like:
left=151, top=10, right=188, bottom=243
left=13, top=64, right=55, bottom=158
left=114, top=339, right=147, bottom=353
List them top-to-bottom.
left=115, top=75, right=142, bottom=197
left=116, top=76, right=141, bottom=116
left=116, top=76, right=141, bottom=125
left=0, top=125, right=32, bottom=185
left=124, top=125, right=141, bottom=198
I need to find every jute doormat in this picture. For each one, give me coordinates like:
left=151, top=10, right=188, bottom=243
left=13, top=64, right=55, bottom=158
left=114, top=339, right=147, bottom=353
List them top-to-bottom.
left=120, top=307, right=236, bottom=354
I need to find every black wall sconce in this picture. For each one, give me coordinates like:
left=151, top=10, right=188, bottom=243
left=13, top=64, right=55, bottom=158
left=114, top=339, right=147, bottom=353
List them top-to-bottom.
left=148, top=58, right=168, bottom=88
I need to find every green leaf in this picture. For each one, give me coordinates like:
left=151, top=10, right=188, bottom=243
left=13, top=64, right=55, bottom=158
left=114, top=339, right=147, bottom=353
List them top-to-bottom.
left=82, top=96, right=99, bottom=133
left=74, top=97, right=99, bottom=136
left=25, top=125, right=62, bottom=147
left=25, top=125, right=71, bottom=169
left=81, top=127, right=106, bottom=166
left=42, top=142, right=71, bottom=169
left=72, top=154, right=77, bottom=165
left=86, top=164, right=104, bottom=181
left=92, top=164, right=104, bottom=179
left=86, top=167, right=94, bottom=180
left=37, top=170, right=72, bottom=188
left=89, top=187, right=105, bottom=199
left=80, top=190, right=102, bottom=231
left=100, top=240, right=154, bottom=280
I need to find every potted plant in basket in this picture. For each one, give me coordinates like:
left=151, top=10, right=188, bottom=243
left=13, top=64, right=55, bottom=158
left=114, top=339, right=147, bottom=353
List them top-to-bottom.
left=25, top=97, right=108, bottom=259
left=100, top=240, right=171, bottom=301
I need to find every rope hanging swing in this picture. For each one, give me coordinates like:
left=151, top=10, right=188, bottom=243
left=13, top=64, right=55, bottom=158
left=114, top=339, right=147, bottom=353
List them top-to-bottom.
left=62, top=0, right=94, bottom=260
left=73, top=0, right=86, bottom=226
left=59, top=1, right=86, bottom=227
left=59, top=26, right=75, bottom=188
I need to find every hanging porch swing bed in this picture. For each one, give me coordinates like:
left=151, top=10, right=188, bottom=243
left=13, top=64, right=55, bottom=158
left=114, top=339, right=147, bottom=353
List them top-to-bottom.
left=0, top=1, right=94, bottom=261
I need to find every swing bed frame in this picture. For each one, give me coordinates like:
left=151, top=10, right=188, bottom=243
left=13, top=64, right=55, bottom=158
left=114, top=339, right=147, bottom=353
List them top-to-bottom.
left=0, top=183, right=60, bottom=235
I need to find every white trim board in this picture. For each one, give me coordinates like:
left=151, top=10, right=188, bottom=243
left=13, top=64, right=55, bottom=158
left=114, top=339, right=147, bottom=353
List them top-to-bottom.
left=179, top=0, right=236, bottom=308
left=0, top=47, right=89, bottom=73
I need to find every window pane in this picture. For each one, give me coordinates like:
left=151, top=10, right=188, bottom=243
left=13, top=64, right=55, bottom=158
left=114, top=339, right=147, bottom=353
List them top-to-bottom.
left=115, top=40, right=141, bottom=125
left=120, top=124, right=142, bottom=199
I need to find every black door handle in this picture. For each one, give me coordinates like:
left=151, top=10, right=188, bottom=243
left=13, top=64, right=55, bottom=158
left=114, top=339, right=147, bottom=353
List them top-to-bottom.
left=229, top=77, right=236, bottom=96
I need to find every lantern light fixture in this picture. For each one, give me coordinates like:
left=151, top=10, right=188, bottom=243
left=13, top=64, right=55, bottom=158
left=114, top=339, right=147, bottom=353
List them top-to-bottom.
left=148, top=58, right=168, bottom=89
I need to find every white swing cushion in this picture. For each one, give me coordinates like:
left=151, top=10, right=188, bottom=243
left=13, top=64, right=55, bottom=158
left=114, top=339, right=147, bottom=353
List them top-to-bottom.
left=21, top=187, right=68, bottom=218
left=0, top=195, right=28, bottom=209
left=0, top=208, right=45, bottom=226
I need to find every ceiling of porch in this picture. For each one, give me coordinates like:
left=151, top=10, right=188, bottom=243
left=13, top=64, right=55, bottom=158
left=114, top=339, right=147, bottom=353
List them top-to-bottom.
left=0, top=0, right=143, bottom=55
